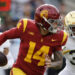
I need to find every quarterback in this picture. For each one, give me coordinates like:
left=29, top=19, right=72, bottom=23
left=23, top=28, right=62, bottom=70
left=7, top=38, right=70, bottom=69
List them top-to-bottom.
left=0, top=4, right=68, bottom=75
left=59, top=11, right=75, bottom=75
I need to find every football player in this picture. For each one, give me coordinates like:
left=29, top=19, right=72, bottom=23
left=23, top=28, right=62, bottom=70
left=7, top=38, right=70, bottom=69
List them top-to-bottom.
left=0, top=4, right=68, bottom=75
left=59, top=11, right=75, bottom=75
left=0, top=32, right=14, bottom=69
left=0, top=33, right=14, bottom=75
left=0, top=40, right=14, bottom=69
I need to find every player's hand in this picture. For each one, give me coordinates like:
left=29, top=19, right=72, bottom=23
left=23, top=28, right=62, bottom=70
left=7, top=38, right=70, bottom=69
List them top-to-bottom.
left=3, top=47, right=9, bottom=55
left=45, top=54, right=51, bottom=68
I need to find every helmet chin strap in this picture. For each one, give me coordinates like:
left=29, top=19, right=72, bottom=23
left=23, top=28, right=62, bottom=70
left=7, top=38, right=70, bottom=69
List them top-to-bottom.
left=50, top=29, right=57, bottom=33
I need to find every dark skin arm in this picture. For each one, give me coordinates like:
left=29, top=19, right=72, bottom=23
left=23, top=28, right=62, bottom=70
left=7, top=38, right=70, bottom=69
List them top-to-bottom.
left=45, top=51, right=63, bottom=70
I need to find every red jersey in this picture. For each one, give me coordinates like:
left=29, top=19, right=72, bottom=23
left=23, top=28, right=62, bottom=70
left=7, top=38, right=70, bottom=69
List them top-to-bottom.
left=0, top=19, right=68, bottom=75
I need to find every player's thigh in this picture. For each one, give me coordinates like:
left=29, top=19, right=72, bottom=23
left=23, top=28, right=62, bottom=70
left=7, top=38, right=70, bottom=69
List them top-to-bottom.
left=10, top=67, right=27, bottom=75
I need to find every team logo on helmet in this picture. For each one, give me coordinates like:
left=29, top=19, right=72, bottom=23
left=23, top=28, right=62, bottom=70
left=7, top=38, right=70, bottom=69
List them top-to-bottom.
left=40, top=10, right=48, bottom=18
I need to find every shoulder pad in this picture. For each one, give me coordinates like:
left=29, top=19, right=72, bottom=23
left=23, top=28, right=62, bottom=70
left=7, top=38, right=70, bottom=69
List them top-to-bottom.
left=17, top=18, right=28, bottom=32
left=61, top=31, right=68, bottom=45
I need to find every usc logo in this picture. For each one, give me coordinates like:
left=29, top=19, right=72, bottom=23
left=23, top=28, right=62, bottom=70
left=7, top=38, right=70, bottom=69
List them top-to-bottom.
left=40, top=10, right=48, bottom=18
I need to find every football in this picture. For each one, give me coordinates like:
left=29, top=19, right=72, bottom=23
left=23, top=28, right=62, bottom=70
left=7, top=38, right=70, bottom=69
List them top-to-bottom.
left=0, top=51, right=7, bottom=67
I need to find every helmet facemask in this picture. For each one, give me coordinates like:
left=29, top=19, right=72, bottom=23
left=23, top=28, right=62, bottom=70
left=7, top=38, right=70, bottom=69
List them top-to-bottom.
left=37, top=16, right=63, bottom=33
left=68, top=25, right=75, bottom=38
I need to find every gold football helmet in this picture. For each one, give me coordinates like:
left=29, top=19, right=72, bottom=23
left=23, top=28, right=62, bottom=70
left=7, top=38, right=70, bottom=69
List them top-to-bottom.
left=65, top=11, right=75, bottom=38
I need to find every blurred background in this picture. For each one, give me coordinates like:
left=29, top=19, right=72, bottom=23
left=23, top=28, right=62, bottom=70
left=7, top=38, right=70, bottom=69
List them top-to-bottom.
left=0, top=0, right=75, bottom=75
left=0, top=0, right=75, bottom=32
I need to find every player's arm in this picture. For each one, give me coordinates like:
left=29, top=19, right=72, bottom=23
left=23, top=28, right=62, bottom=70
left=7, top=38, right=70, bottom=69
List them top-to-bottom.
left=0, top=19, right=28, bottom=45
left=62, top=49, right=70, bottom=55
left=45, top=50, right=63, bottom=70
left=51, top=50, right=63, bottom=69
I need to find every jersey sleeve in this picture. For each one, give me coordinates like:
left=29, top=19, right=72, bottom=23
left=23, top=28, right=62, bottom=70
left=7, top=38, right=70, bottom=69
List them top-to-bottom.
left=0, top=18, right=28, bottom=45
left=17, top=18, right=28, bottom=33
left=53, top=31, right=68, bottom=52
left=61, top=31, right=68, bottom=46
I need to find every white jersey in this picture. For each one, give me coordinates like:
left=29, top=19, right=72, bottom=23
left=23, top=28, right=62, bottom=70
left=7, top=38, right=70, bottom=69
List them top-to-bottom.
left=0, top=32, right=10, bottom=53
left=0, top=36, right=14, bottom=69
left=59, top=37, right=75, bottom=75
left=9, top=39, right=20, bottom=61
left=0, top=40, right=10, bottom=53
left=0, top=52, right=14, bottom=69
